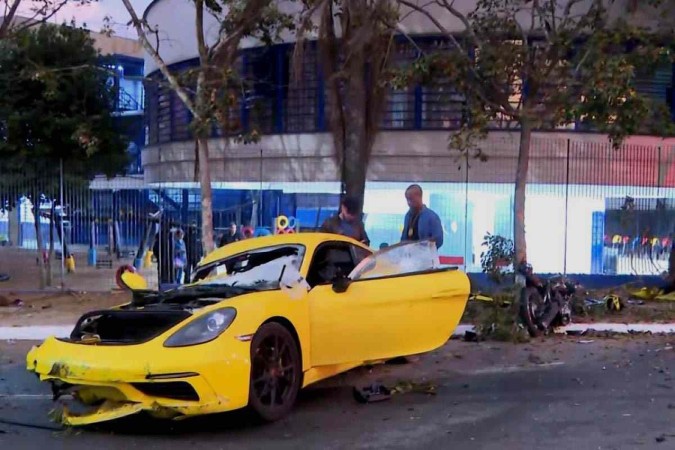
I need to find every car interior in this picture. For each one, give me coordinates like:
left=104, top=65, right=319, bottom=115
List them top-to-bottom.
left=306, top=243, right=359, bottom=288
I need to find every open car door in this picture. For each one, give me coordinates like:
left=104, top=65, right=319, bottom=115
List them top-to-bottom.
left=308, top=241, right=471, bottom=367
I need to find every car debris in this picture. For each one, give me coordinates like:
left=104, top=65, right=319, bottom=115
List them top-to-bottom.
left=0, top=295, right=23, bottom=307
left=353, top=380, right=437, bottom=403
left=353, top=384, right=391, bottom=403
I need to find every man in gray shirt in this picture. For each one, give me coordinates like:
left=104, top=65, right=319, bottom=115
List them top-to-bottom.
left=400, top=184, right=444, bottom=249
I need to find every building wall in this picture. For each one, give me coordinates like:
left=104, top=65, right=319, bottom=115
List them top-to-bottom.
left=142, top=0, right=666, bottom=74
left=91, top=33, right=143, bottom=59
left=141, top=130, right=675, bottom=185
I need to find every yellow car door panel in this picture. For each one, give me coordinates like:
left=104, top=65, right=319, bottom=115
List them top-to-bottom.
left=308, top=268, right=470, bottom=367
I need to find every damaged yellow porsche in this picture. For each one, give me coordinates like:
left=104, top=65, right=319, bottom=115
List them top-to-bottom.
left=26, top=233, right=470, bottom=426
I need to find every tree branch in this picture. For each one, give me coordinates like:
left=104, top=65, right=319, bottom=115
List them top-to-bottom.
left=0, top=0, right=21, bottom=39
left=11, top=0, right=71, bottom=36
left=119, top=0, right=197, bottom=117
left=195, top=0, right=209, bottom=62
left=208, top=0, right=271, bottom=65
left=396, top=0, right=516, bottom=117
left=398, top=0, right=468, bottom=55
left=436, top=0, right=484, bottom=48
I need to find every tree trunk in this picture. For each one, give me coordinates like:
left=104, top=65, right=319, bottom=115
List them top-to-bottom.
left=338, top=44, right=370, bottom=212
left=341, top=109, right=369, bottom=210
left=514, top=121, right=532, bottom=267
left=197, top=136, right=214, bottom=255
left=46, top=203, right=55, bottom=287
left=33, top=204, right=46, bottom=290
left=668, top=241, right=675, bottom=281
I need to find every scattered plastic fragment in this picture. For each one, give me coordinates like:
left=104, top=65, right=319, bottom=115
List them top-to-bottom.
left=353, top=384, right=391, bottom=403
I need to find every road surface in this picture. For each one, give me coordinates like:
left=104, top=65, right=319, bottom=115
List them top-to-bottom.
left=1, top=335, right=674, bottom=449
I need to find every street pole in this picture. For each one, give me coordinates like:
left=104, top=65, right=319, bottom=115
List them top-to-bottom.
left=59, top=158, right=65, bottom=289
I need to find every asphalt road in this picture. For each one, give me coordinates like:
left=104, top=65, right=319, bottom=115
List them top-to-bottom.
left=1, top=335, right=674, bottom=449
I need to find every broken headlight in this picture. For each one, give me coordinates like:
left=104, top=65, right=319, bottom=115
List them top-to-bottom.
left=164, top=307, right=237, bottom=347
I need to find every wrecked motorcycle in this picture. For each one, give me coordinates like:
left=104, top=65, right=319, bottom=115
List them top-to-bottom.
left=516, top=262, right=578, bottom=337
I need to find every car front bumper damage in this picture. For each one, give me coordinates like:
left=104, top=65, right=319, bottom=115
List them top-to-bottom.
left=26, top=337, right=251, bottom=426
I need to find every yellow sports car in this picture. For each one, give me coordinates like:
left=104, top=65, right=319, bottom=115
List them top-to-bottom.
left=26, top=233, right=470, bottom=426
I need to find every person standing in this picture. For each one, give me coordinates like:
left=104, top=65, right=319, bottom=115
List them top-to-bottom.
left=400, top=184, right=444, bottom=249
left=321, top=196, right=370, bottom=245
left=219, top=222, right=243, bottom=247
left=184, top=223, right=201, bottom=281
left=173, top=229, right=187, bottom=284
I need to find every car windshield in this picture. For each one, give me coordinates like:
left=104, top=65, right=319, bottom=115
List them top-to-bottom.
left=348, top=240, right=440, bottom=281
left=190, top=244, right=306, bottom=291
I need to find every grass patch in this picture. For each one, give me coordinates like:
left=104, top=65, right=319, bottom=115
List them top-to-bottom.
left=461, top=291, right=530, bottom=343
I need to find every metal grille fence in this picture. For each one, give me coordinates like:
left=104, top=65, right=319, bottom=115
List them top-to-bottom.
left=1, top=136, right=675, bottom=292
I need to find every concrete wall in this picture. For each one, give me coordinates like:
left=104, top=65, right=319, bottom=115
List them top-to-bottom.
left=91, top=32, right=143, bottom=58
left=141, top=130, right=675, bottom=185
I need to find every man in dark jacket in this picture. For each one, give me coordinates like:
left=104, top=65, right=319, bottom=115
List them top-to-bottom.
left=320, top=196, right=370, bottom=246
left=219, top=222, right=243, bottom=247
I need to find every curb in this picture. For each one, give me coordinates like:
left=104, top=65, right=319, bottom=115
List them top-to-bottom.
left=2, top=323, right=675, bottom=342
left=455, top=323, right=675, bottom=336
left=0, top=326, right=73, bottom=341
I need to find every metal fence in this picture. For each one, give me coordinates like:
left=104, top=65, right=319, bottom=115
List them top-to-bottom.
left=1, top=135, right=675, bottom=292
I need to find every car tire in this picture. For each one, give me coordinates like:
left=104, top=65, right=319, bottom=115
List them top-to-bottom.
left=519, top=287, right=543, bottom=337
left=248, top=322, right=302, bottom=422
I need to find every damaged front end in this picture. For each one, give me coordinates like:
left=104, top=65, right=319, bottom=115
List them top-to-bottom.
left=26, top=246, right=310, bottom=426
left=26, top=288, right=256, bottom=426
left=27, top=333, right=246, bottom=426
left=39, top=368, right=215, bottom=426
left=48, top=380, right=147, bottom=426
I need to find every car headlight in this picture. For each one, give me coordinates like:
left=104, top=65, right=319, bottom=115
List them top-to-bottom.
left=164, top=307, right=237, bottom=347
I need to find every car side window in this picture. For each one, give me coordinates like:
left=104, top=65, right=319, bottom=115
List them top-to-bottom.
left=306, top=242, right=356, bottom=288
left=350, top=245, right=371, bottom=267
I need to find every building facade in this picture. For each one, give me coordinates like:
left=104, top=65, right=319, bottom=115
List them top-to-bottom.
left=140, top=0, right=675, bottom=275
left=0, top=19, right=147, bottom=251
left=92, top=31, right=146, bottom=174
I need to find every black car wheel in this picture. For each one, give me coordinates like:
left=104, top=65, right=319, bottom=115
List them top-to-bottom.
left=248, top=322, right=302, bottom=422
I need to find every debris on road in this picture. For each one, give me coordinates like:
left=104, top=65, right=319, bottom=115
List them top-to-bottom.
left=0, top=295, right=23, bottom=308
left=464, top=330, right=479, bottom=342
left=353, top=379, right=438, bottom=404
left=390, top=380, right=437, bottom=396
left=353, top=384, right=391, bottom=403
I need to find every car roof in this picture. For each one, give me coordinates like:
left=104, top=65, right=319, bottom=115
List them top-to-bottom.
left=197, top=232, right=368, bottom=267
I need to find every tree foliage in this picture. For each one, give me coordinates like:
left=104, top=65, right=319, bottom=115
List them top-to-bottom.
left=294, top=0, right=399, bottom=209
left=396, top=0, right=675, bottom=266
left=0, top=22, right=128, bottom=288
left=0, top=23, right=128, bottom=195
left=480, top=232, right=515, bottom=283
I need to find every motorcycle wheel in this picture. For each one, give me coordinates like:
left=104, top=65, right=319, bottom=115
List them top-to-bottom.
left=519, top=286, right=546, bottom=337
